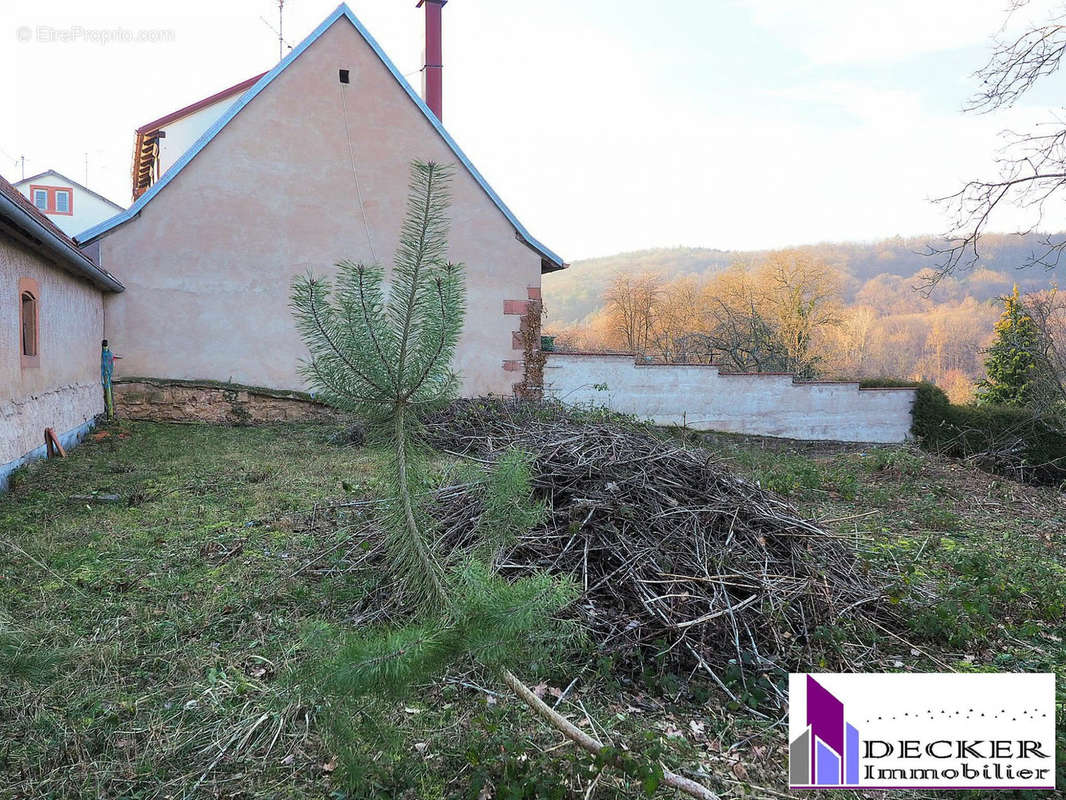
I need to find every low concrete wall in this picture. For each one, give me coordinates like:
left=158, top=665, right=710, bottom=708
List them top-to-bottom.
left=544, top=353, right=916, bottom=443
left=113, top=378, right=338, bottom=425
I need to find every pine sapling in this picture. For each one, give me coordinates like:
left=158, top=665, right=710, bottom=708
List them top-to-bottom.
left=291, top=160, right=717, bottom=799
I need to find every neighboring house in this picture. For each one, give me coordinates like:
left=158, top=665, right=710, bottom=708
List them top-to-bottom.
left=77, top=3, right=564, bottom=402
left=131, top=73, right=265, bottom=200
left=14, top=169, right=124, bottom=237
left=1, top=176, right=124, bottom=489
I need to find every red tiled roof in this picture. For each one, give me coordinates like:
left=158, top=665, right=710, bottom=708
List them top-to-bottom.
left=135, top=72, right=267, bottom=135
left=0, top=174, right=124, bottom=291
left=0, top=174, right=80, bottom=245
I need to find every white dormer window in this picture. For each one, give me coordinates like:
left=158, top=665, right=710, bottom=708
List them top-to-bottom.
left=32, top=189, right=47, bottom=210
left=54, top=190, right=70, bottom=213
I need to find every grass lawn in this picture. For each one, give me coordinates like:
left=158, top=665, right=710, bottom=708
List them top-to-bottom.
left=0, top=420, right=1063, bottom=799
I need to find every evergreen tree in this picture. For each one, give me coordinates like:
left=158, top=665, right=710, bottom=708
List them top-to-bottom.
left=290, top=161, right=715, bottom=799
left=977, top=286, right=1043, bottom=407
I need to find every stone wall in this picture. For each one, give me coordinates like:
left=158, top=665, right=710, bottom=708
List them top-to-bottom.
left=544, top=353, right=917, bottom=444
left=113, top=379, right=338, bottom=425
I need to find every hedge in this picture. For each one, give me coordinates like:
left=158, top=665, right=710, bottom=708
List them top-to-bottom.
left=908, top=381, right=1066, bottom=486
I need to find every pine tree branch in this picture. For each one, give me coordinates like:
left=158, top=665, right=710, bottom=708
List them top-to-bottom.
left=394, top=164, right=441, bottom=398
left=352, top=263, right=398, bottom=388
left=404, top=277, right=453, bottom=402
left=306, top=287, right=389, bottom=395
left=307, top=359, right=374, bottom=407
left=500, top=669, right=719, bottom=800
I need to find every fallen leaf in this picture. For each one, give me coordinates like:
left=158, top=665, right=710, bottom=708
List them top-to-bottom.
left=532, top=682, right=548, bottom=699
left=688, top=720, right=705, bottom=737
left=321, top=757, right=337, bottom=773
left=731, top=762, right=748, bottom=781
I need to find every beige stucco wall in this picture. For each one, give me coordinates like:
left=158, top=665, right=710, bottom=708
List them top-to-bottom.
left=96, top=17, right=543, bottom=398
left=1, top=234, right=104, bottom=471
left=545, top=353, right=917, bottom=443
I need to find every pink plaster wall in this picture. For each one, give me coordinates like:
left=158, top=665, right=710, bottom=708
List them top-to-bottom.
left=97, top=17, right=543, bottom=397
left=1, top=235, right=104, bottom=466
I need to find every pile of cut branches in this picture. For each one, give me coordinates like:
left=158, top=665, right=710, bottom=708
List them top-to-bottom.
left=426, top=400, right=887, bottom=695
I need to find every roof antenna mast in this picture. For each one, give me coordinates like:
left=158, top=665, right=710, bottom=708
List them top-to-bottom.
left=277, top=0, right=284, bottom=62
left=260, top=1, right=291, bottom=63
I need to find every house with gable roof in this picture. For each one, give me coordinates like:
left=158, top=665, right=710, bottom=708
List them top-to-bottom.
left=76, top=2, right=563, bottom=408
left=130, top=73, right=266, bottom=201
left=13, top=169, right=124, bottom=238
left=1, top=175, right=124, bottom=489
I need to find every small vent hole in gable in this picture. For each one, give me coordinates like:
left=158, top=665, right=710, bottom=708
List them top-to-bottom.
left=339, top=69, right=350, bottom=84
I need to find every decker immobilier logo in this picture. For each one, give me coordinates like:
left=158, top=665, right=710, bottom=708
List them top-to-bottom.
left=789, top=673, right=1056, bottom=790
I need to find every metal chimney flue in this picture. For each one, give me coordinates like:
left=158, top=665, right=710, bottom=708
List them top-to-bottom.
left=417, top=0, right=446, bottom=121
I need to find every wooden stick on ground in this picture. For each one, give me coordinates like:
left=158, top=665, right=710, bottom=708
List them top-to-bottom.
left=501, top=669, right=719, bottom=800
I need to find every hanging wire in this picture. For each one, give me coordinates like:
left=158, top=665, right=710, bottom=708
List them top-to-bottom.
left=338, top=79, right=378, bottom=263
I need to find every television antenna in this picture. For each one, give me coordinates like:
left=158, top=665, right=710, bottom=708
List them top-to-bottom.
left=260, top=0, right=293, bottom=62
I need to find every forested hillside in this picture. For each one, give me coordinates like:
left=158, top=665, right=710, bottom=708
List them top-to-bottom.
left=543, top=233, right=1066, bottom=402
left=544, top=233, right=1066, bottom=325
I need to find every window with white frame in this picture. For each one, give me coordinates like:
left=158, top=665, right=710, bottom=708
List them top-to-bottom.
left=28, top=185, right=73, bottom=215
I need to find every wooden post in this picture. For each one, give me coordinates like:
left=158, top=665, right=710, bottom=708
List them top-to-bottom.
left=44, top=428, right=66, bottom=458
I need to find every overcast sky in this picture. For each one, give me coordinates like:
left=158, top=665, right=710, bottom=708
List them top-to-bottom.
left=3, top=0, right=1061, bottom=259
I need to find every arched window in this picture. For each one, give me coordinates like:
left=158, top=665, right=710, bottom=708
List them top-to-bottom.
left=18, top=278, right=40, bottom=368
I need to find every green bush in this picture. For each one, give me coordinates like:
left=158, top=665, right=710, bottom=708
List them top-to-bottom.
left=857, top=377, right=919, bottom=389
left=910, top=382, right=1066, bottom=485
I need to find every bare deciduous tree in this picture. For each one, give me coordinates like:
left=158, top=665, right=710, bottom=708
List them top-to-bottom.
left=932, top=1, right=1066, bottom=283
left=762, top=251, right=843, bottom=370
left=604, top=272, right=663, bottom=354
left=1024, top=286, right=1066, bottom=409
